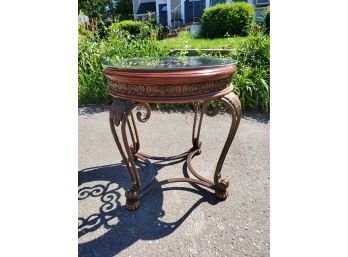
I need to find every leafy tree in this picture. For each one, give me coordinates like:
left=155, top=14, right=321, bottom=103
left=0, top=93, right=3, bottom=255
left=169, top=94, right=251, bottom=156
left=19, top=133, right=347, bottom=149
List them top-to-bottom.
left=78, top=0, right=116, bottom=20
left=78, top=0, right=134, bottom=21
left=114, top=0, right=133, bottom=21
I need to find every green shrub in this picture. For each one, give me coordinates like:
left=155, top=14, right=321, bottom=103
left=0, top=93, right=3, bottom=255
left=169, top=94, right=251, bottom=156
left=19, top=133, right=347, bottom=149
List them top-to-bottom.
left=114, top=0, right=133, bottom=21
left=201, top=2, right=255, bottom=38
left=264, top=7, right=270, bottom=32
left=139, top=12, right=169, bottom=40
left=108, top=20, right=150, bottom=37
left=94, top=21, right=109, bottom=39
left=78, top=23, right=94, bottom=38
left=156, top=24, right=169, bottom=40
left=78, top=25, right=270, bottom=112
left=78, top=30, right=167, bottom=104
left=103, top=30, right=167, bottom=59
left=195, top=33, right=270, bottom=112
left=229, top=33, right=270, bottom=112
left=78, top=35, right=109, bottom=104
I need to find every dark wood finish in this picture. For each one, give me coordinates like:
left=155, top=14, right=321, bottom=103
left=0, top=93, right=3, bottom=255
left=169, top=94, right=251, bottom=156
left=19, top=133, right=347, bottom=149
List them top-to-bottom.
left=103, top=65, right=237, bottom=103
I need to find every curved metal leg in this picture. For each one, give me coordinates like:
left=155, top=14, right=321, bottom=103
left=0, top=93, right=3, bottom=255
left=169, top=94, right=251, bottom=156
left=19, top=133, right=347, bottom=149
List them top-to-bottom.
left=191, top=92, right=242, bottom=200
left=213, top=92, right=241, bottom=199
left=109, top=93, right=240, bottom=211
left=109, top=99, right=151, bottom=211
left=192, top=100, right=220, bottom=150
left=192, top=102, right=203, bottom=150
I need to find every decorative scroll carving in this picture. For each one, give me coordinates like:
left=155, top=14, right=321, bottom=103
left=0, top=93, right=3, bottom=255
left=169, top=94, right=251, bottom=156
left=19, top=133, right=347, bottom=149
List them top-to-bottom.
left=107, top=78, right=232, bottom=97
left=135, top=103, right=151, bottom=123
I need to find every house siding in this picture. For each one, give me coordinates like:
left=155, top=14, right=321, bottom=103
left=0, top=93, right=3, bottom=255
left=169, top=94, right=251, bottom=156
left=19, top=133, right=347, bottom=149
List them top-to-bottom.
left=133, top=0, right=157, bottom=16
left=133, top=0, right=140, bottom=18
left=171, top=0, right=181, bottom=11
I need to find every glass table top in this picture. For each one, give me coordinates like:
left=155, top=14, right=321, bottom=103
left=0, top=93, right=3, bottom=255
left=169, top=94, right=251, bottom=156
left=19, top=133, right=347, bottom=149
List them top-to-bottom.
left=102, top=57, right=237, bottom=71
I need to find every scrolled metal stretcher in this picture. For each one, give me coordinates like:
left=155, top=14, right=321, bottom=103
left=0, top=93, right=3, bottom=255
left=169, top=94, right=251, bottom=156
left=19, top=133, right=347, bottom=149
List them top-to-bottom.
left=103, top=57, right=242, bottom=211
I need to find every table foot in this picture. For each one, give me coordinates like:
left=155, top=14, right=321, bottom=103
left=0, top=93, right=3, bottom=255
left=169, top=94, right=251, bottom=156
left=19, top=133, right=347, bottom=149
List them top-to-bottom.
left=214, top=179, right=229, bottom=200
left=125, top=188, right=141, bottom=211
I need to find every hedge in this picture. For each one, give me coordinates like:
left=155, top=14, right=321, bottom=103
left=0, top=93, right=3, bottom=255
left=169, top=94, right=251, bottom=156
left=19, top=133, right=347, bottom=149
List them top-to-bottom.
left=201, top=2, right=255, bottom=38
left=108, top=20, right=150, bottom=37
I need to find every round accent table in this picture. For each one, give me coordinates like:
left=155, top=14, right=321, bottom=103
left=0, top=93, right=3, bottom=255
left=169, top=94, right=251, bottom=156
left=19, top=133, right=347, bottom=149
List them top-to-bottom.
left=102, top=57, right=242, bottom=211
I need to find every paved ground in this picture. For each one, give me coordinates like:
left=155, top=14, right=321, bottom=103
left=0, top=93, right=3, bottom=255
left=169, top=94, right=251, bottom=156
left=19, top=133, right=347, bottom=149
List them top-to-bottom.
left=78, top=106, right=270, bottom=257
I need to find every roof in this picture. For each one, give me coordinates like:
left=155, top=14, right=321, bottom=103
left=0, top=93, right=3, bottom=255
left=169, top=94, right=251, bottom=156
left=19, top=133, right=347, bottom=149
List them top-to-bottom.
left=137, top=2, right=156, bottom=14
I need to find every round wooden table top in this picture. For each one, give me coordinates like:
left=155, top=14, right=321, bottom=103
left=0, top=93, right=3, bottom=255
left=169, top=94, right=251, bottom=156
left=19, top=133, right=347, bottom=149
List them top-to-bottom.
left=102, top=57, right=237, bottom=103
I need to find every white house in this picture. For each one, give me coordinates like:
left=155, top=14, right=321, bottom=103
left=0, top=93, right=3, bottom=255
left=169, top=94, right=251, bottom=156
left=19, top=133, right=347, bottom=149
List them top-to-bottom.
left=132, top=0, right=269, bottom=28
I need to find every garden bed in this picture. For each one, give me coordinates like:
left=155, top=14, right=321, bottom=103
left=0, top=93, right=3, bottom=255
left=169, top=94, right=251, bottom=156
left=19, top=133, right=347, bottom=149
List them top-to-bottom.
left=78, top=27, right=269, bottom=112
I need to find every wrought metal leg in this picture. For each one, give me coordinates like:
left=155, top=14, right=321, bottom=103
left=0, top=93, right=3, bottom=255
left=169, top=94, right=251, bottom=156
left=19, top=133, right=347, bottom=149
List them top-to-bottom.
left=191, top=92, right=242, bottom=200
left=213, top=92, right=241, bottom=199
left=109, top=93, right=240, bottom=211
left=109, top=99, right=151, bottom=211
left=192, top=102, right=203, bottom=151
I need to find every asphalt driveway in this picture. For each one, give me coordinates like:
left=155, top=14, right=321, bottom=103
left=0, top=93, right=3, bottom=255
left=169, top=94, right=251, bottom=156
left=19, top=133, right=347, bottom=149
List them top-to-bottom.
left=78, top=106, right=269, bottom=257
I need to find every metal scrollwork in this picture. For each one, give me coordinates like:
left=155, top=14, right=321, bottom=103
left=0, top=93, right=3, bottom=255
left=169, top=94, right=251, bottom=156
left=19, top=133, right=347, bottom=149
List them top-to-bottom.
left=104, top=60, right=242, bottom=212
left=109, top=92, right=241, bottom=210
left=191, top=92, right=242, bottom=199
left=109, top=99, right=153, bottom=211
left=135, top=103, right=151, bottom=123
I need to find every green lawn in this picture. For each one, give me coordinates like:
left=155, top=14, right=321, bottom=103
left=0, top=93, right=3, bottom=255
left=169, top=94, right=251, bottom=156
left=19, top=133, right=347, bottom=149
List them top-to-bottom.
left=156, top=30, right=248, bottom=50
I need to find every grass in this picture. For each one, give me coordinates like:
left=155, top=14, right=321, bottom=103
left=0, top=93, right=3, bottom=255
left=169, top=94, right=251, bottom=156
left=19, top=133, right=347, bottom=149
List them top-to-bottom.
left=156, top=30, right=247, bottom=50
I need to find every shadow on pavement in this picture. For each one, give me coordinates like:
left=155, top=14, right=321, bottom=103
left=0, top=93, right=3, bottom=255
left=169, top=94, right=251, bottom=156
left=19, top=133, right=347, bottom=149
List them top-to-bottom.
left=78, top=105, right=109, bottom=116
left=242, top=110, right=270, bottom=124
left=78, top=161, right=219, bottom=257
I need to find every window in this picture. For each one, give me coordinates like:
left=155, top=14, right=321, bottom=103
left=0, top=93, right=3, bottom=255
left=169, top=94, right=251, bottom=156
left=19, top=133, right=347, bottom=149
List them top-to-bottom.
left=256, top=0, right=270, bottom=4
